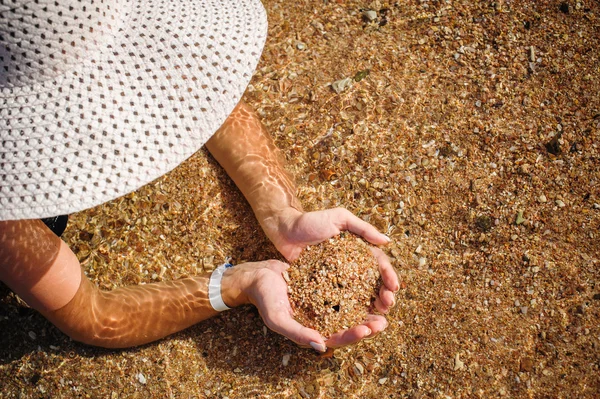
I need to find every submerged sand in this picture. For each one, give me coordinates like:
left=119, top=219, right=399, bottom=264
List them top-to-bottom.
left=2, top=1, right=599, bottom=398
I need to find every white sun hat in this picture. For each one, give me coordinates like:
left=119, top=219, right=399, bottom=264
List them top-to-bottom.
left=0, top=0, right=267, bottom=220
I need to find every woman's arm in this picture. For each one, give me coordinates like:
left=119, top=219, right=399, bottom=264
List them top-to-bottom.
left=205, top=101, right=303, bottom=238
left=206, top=101, right=399, bottom=348
left=206, top=102, right=393, bottom=257
left=0, top=220, right=303, bottom=348
left=0, top=220, right=81, bottom=312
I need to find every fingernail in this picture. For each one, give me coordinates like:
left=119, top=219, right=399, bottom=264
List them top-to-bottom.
left=381, top=234, right=392, bottom=243
left=364, top=328, right=372, bottom=337
left=310, top=341, right=327, bottom=353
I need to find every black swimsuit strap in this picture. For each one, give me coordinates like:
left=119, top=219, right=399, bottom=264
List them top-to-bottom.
left=40, top=215, right=69, bottom=237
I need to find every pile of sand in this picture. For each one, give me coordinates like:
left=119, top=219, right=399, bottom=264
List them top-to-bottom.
left=288, top=232, right=381, bottom=337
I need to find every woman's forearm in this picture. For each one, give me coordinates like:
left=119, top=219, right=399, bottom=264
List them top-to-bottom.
left=205, top=102, right=303, bottom=231
left=0, top=220, right=247, bottom=348
left=41, top=262, right=255, bottom=348
left=42, top=269, right=223, bottom=348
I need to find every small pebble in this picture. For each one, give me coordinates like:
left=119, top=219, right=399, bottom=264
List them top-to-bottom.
left=363, top=10, right=378, bottom=22
left=311, top=20, right=324, bottom=31
left=296, top=42, right=306, bottom=50
left=529, top=46, right=536, bottom=62
left=354, top=69, right=370, bottom=82
left=331, top=77, right=353, bottom=94
left=519, top=164, right=531, bottom=174
left=538, top=194, right=547, bottom=203
left=556, top=199, right=565, bottom=208
left=593, top=203, right=600, bottom=210
left=515, top=211, right=525, bottom=225
left=415, top=245, right=423, bottom=254
left=418, top=257, right=427, bottom=267
left=158, top=266, right=167, bottom=278
left=520, top=306, right=529, bottom=315
left=28, top=331, right=37, bottom=340
left=453, top=353, right=465, bottom=371
left=282, top=354, right=291, bottom=367
left=353, top=362, right=364, bottom=375
left=136, top=373, right=147, bottom=384
left=379, top=377, right=388, bottom=385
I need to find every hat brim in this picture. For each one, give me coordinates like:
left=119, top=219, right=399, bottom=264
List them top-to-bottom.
left=0, top=0, right=267, bottom=220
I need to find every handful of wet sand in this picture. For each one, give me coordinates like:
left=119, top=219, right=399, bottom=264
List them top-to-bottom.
left=287, top=232, right=381, bottom=337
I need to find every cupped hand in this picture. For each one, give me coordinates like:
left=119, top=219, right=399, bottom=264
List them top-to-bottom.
left=261, top=207, right=400, bottom=349
left=265, top=207, right=391, bottom=261
left=324, top=246, right=398, bottom=348
left=221, top=260, right=328, bottom=351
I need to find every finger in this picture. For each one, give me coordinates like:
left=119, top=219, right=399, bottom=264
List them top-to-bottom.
left=331, top=208, right=390, bottom=245
left=277, top=241, right=304, bottom=262
left=284, top=246, right=303, bottom=262
left=371, top=247, right=399, bottom=292
left=263, top=259, right=290, bottom=273
left=383, top=284, right=396, bottom=307
left=374, top=285, right=395, bottom=313
left=262, top=307, right=326, bottom=349
left=363, top=314, right=389, bottom=336
left=326, top=315, right=389, bottom=347
left=359, top=315, right=389, bottom=342
left=325, top=325, right=372, bottom=348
